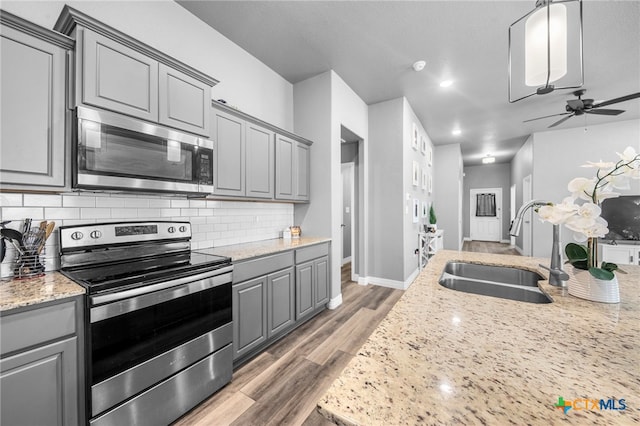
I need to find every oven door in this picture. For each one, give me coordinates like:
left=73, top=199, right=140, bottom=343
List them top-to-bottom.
left=76, top=107, right=213, bottom=194
left=88, top=266, right=232, bottom=417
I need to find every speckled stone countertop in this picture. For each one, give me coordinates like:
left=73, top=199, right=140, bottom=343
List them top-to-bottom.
left=203, top=237, right=331, bottom=262
left=318, top=250, right=640, bottom=425
left=0, top=272, right=85, bottom=312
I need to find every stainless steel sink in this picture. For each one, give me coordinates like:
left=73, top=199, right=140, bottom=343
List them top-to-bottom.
left=439, top=262, right=551, bottom=304
left=443, top=262, right=544, bottom=287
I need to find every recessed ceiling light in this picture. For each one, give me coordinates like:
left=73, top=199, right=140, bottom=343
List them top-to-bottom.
left=412, top=60, right=426, bottom=72
left=440, top=80, right=453, bottom=88
left=452, top=129, right=462, bottom=136
left=482, top=156, right=496, bottom=164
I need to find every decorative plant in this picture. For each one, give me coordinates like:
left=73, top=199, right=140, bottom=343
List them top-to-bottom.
left=537, top=146, right=639, bottom=280
left=429, top=204, right=437, bottom=225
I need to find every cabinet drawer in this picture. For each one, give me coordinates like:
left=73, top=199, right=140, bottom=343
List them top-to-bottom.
left=295, top=243, right=329, bottom=264
left=233, top=252, right=294, bottom=284
left=1, top=300, right=77, bottom=356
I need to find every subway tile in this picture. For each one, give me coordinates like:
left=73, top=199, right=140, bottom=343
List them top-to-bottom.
left=0, top=193, right=23, bottom=207
left=23, top=194, right=62, bottom=207
left=63, top=195, right=96, bottom=207
left=96, top=197, right=126, bottom=208
left=124, top=198, right=149, bottom=208
left=149, top=198, right=171, bottom=208
left=171, top=199, right=190, bottom=208
left=189, top=199, right=206, bottom=208
left=206, top=200, right=221, bottom=208
left=1, top=207, right=44, bottom=221
left=44, top=208, right=81, bottom=220
left=81, top=208, right=111, bottom=219
left=137, top=208, right=161, bottom=217
left=160, top=208, right=181, bottom=217
left=180, top=208, right=198, bottom=216
left=198, top=208, right=213, bottom=216
left=111, top=209, right=139, bottom=219
left=189, top=216, right=206, bottom=225
left=61, top=219, right=96, bottom=226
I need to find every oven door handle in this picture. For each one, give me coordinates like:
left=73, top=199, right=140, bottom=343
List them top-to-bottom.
left=90, top=267, right=233, bottom=323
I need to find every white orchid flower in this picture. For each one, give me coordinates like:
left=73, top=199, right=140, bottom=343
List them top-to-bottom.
left=617, top=146, right=638, bottom=163
left=581, top=160, right=615, bottom=169
left=604, top=172, right=631, bottom=190
left=567, top=177, right=596, bottom=201
left=537, top=197, right=578, bottom=225
left=576, top=202, right=601, bottom=219
left=570, top=217, right=609, bottom=242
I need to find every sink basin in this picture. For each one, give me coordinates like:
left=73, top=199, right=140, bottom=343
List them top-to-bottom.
left=439, top=262, right=551, bottom=304
left=443, top=262, right=544, bottom=287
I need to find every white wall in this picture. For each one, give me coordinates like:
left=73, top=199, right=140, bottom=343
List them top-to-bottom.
left=1, top=0, right=294, bottom=130
left=531, top=119, right=640, bottom=257
left=510, top=136, right=533, bottom=251
left=433, top=144, right=463, bottom=250
left=0, top=193, right=293, bottom=278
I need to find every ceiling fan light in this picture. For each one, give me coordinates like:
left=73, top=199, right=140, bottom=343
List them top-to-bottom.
left=525, top=3, right=567, bottom=87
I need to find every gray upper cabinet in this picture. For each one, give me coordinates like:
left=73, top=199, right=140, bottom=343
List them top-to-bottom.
left=55, top=6, right=217, bottom=137
left=0, top=11, right=73, bottom=188
left=82, top=29, right=159, bottom=122
left=158, top=63, right=210, bottom=136
left=211, top=108, right=245, bottom=196
left=246, top=123, right=275, bottom=199
left=276, top=135, right=311, bottom=201
left=1, top=297, right=84, bottom=426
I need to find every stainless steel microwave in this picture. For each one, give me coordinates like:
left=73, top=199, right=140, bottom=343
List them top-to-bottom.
left=74, top=107, right=213, bottom=194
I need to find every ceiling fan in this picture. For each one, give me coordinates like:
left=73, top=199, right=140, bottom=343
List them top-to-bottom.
left=524, top=89, right=640, bottom=128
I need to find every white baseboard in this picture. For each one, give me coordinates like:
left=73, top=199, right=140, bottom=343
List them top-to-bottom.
left=463, top=237, right=471, bottom=241
left=500, top=239, right=511, bottom=244
left=341, top=256, right=352, bottom=266
left=366, top=268, right=419, bottom=290
left=352, top=272, right=359, bottom=283
left=357, top=276, right=368, bottom=286
left=327, top=294, right=343, bottom=310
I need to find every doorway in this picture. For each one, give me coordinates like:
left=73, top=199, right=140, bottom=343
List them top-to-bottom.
left=341, top=126, right=362, bottom=284
left=341, top=163, right=355, bottom=265
left=510, top=184, right=516, bottom=246
left=469, top=188, right=502, bottom=242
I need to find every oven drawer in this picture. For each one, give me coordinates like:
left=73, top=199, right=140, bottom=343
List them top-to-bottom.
left=92, top=322, right=232, bottom=416
left=90, top=343, right=233, bottom=426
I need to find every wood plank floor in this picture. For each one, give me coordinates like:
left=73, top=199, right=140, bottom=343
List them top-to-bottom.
left=462, top=240, right=521, bottom=255
left=173, top=263, right=403, bottom=426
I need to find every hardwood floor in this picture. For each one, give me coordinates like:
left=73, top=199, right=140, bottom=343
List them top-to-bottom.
left=462, top=240, right=521, bottom=255
left=173, top=263, right=403, bottom=426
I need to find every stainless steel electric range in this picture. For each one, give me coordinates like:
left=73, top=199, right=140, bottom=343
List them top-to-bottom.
left=59, top=221, right=232, bottom=426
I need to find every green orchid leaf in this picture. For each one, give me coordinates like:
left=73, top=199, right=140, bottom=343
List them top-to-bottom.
left=565, top=243, right=588, bottom=261
left=569, top=259, right=588, bottom=270
left=601, top=262, right=618, bottom=273
left=588, top=267, right=615, bottom=281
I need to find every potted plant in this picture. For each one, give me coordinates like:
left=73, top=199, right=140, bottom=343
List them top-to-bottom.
left=537, top=146, right=639, bottom=303
left=427, top=204, right=437, bottom=233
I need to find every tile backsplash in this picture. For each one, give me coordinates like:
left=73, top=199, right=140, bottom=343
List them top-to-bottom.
left=0, top=192, right=294, bottom=277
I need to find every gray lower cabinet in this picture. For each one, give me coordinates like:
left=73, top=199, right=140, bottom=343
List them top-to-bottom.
left=0, top=11, right=73, bottom=188
left=295, top=243, right=330, bottom=320
left=267, top=268, right=295, bottom=337
left=232, top=276, right=268, bottom=359
left=0, top=297, right=84, bottom=426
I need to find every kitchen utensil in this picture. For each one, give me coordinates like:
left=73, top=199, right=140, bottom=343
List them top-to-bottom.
left=22, top=218, right=32, bottom=235
left=37, top=221, right=55, bottom=254
left=0, top=228, right=24, bottom=252
left=0, top=238, right=5, bottom=263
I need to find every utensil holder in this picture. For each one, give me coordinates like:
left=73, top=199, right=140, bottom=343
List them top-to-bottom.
left=13, top=249, right=46, bottom=279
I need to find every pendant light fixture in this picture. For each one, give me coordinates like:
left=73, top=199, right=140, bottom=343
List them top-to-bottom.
left=508, top=0, right=583, bottom=103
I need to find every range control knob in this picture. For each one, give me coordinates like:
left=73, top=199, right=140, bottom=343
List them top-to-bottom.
left=168, top=226, right=176, bottom=233
left=179, top=226, right=187, bottom=233
left=90, top=230, right=102, bottom=239
left=71, top=231, right=83, bottom=240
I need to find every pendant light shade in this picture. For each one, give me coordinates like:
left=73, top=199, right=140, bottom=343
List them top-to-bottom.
left=509, top=0, right=583, bottom=103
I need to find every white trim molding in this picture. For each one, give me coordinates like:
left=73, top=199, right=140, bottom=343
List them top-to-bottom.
left=366, top=268, right=419, bottom=290
left=357, top=276, right=368, bottom=286
left=327, top=294, right=343, bottom=310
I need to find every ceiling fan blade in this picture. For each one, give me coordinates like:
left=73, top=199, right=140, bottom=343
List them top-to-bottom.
left=592, top=92, right=640, bottom=108
left=567, top=99, right=584, bottom=110
left=585, top=109, right=625, bottom=116
left=523, top=112, right=571, bottom=123
left=548, top=114, right=574, bottom=128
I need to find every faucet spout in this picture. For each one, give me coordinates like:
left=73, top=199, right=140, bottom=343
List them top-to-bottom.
left=510, top=200, right=568, bottom=288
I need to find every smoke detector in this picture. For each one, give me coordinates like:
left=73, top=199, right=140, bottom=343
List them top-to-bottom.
left=412, top=60, right=426, bottom=72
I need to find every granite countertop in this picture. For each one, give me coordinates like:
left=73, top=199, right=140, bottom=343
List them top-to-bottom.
left=204, top=237, right=331, bottom=262
left=318, top=250, right=640, bottom=425
left=0, top=272, right=85, bottom=312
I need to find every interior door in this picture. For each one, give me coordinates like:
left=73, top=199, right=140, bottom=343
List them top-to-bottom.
left=341, top=163, right=354, bottom=265
left=470, top=188, right=502, bottom=242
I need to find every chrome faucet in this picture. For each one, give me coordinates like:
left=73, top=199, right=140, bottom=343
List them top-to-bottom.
left=510, top=199, right=569, bottom=288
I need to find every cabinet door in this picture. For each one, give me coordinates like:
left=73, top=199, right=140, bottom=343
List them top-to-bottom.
left=0, top=25, right=67, bottom=186
left=82, top=29, right=158, bottom=122
left=158, top=63, right=210, bottom=136
left=212, top=109, right=245, bottom=196
left=246, top=123, right=275, bottom=199
left=275, top=134, right=295, bottom=200
left=295, top=142, right=311, bottom=201
left=601, top=245, right=635, bottom=265
left=314, top=256, right=330, bottom=309
left=295, top=261, right=314, bottom=320
left=267, top=267, right=295, bottom=337
left=232, top=276, right=267, bottom=360
left=1, top=337, right=78, bottom=426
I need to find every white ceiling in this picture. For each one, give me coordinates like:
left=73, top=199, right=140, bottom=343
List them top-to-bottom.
left=178, top=0, right=640, bottom=166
